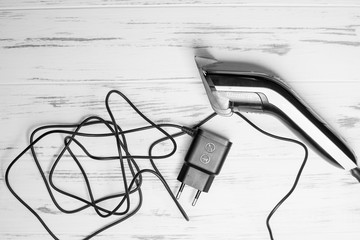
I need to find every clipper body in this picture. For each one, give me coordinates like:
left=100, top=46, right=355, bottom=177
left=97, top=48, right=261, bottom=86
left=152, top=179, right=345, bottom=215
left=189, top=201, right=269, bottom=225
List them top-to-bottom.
left=195, top=57, right=360, bottom=178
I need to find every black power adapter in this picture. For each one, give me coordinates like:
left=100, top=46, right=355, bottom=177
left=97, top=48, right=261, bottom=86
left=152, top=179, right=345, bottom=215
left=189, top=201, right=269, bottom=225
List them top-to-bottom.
left=176, top=128, right=232, bottom=205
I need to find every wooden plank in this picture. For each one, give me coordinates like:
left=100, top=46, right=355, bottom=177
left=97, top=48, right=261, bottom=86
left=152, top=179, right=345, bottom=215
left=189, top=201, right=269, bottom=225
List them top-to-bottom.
left=1, top=0, right=360, bottom=9
left=1, top=7, right=360, bottom=85
left=0, top=81, right=359, bottom=148
left=1, top=81, right=360, bottom=239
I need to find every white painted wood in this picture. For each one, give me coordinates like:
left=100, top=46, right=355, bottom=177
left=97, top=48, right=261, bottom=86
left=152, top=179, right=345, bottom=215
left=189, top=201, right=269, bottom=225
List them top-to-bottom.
left=1, top=0, right=360, bottom=9
left=1, top=4, right=360, bottom=240
left=1, top=7, right=360, bottom=85
left=1, top=81, right=360, bottom=239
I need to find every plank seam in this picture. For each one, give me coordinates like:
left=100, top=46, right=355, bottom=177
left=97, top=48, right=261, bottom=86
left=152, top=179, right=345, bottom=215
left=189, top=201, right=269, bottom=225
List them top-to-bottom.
left=1, top=4, right=360, bottom=11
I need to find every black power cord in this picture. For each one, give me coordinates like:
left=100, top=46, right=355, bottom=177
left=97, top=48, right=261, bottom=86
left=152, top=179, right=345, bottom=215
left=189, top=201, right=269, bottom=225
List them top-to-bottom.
left=5, top=89, right=307, bottom=240
left=5, top=90, right=216, bottom=239
left=235, top=112, right=308, bottom=240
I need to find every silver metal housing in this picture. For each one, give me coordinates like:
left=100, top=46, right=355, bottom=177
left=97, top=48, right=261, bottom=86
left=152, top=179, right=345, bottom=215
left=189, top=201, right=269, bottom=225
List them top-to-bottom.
left=195, top=56, right=358, bottom=171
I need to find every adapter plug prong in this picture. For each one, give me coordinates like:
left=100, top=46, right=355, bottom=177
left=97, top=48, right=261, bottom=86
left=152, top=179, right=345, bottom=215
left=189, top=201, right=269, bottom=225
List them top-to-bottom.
left=176, top=128, right=232, bottom=206
left=176, top=183, right=185, bottom=199
left=192, top=190, right=201, bottom=206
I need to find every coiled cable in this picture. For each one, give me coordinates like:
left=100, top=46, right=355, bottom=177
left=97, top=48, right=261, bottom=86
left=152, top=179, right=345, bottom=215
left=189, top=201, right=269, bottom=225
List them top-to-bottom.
left=5, top=90, right=216, bottom=239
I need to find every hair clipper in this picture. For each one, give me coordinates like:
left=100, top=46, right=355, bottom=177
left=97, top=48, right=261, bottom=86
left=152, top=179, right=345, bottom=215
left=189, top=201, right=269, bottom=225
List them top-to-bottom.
left=195, top=56, right=360, bottom=181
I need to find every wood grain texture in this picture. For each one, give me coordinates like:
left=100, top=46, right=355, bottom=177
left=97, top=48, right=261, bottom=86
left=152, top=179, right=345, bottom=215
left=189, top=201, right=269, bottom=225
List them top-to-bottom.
left=1, top=0, right=360, bottom=9
left=1, top=3, right=360, bottom=240
left=0, top=7, right=360, bottom=86
left=1, top=7, right=360, bottom=85
left=1, top=81, right=360, bottom=240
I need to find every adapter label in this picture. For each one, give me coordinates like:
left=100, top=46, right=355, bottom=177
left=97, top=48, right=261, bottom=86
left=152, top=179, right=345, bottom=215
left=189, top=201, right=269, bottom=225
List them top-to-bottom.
left=205, top=142, right=216, bottom=153
left=200, top=154, right=211, bottom=164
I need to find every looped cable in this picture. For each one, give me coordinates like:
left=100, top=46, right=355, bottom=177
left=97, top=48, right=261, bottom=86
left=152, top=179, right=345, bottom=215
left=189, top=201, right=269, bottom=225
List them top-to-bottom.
left=5, top=90, right=216, bottom=239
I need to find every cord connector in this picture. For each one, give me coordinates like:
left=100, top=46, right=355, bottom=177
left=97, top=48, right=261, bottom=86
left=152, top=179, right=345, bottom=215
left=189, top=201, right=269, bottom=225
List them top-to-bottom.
left=181, top=126, right=197, bottom=136
left=176, top=128, right=232, bottom=205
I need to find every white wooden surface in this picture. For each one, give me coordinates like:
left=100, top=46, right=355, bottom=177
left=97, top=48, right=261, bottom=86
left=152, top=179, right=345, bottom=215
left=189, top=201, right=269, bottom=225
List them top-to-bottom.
left=1, top=1, right=360, bottom=240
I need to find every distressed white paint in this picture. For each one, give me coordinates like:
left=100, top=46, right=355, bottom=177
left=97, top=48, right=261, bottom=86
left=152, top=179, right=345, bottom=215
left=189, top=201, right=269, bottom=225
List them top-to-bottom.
left=2, top=0, right=360, bottom=9
left=1, top=2, right=360, bottom=240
